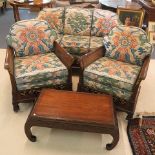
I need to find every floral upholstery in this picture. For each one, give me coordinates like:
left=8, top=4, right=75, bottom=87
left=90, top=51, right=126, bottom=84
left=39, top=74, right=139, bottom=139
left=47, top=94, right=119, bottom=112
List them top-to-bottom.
left=35, top=7, right=120, bottom=59
left=37, top=7, right=65, bottom=34
left=64, top=8, right=92, bottom=36
left=91, top=9, right=119, bottom=37
left=6, top=19, right=57, bottom=57
left=104, top=26, right=152, bottom=66
left=56, top=34, right=63, bottom=44
left=60, top=35, right=90, bottom=57
left=90, top=36, right=103, bottom=51
left=14, top=53, right=68, bottom=91
left=84, top=57, right=141, bottom=100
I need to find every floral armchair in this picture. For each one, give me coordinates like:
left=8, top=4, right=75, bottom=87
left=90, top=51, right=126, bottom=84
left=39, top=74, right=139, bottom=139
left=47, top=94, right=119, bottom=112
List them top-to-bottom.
left=5, top=19, right=74, bottom=112
left=78, top=25, right=152, bottom=119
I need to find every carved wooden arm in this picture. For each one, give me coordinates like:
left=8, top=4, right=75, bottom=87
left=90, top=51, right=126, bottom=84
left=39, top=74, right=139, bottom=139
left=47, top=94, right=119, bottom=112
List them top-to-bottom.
left=54, top=41, right=74, bottom=70
left=4, top=46, right=14, bottom=75
left=79, top=46, right=106, bottom=71
left=134, top=55, right=151, bottom=89
left=138, top=55, right=150, bottom=81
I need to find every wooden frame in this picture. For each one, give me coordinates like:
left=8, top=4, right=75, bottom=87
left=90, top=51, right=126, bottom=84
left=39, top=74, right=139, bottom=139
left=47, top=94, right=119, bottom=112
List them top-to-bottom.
left=117, top=8, right=145, bottom=27
left=148, top=21, right=155, bottom=32
left=149, top=31, right=155, bottom=44
left=4, top=41, right=74, bottom=112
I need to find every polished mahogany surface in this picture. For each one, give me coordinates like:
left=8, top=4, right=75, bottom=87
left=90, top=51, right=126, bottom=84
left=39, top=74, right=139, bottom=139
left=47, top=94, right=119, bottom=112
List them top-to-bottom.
left=8, top=0, right=52, bottom=6
left=99, top=0, right=141, bottom=11
left=139, top=0, right=155, bottom=23
left=33, top=89, right=115, bottom=125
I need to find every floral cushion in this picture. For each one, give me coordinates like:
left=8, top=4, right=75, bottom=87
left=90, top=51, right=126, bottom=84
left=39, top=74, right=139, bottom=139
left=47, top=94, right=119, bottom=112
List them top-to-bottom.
left=37, top=7, right=65, bottom=34
left=64, top=8, right=92, bottom=36
left=91, top=9, right=119, bottom=37
left=6, top=19, right=57, bottom=57
left=104, top=26, right=152, bottom=66
left=56, top=34, right=63, bottom=44
left=60, top=35, right=90, bottom=57
left=89, top=36, right=103, bottom=51
left=14, top=53, right=68, bottom=90
left=84, top=57, right=141, bottom=100
left=84, top=79, right=132, bottom=100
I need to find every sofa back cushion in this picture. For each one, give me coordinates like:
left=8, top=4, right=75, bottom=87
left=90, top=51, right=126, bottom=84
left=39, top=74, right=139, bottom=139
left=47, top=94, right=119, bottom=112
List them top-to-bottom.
left=37, top=7, right=65, bottom=34
left=64, top=8, right=92, bottom=36
left=91, top=9, right=119, bottom=37
left=6, top=19, right=57, bottom=57
left=104, top=26, right=152, bottom=66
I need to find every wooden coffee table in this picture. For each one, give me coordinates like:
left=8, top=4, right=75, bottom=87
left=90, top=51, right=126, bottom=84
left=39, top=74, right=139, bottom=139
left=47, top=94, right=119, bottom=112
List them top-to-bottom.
left=8, top=0, right=52, bottom=22
left=24, top=89, right=119, bottom=150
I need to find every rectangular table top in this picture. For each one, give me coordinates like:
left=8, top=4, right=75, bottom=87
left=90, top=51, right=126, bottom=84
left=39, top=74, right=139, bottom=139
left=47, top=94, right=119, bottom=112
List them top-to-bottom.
left=32, top=89, right=116, bottom=126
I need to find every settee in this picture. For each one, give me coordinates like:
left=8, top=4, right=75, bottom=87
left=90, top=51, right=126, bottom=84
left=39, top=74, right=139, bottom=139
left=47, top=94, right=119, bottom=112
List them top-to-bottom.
left=37, top=7, right=120, bottom=65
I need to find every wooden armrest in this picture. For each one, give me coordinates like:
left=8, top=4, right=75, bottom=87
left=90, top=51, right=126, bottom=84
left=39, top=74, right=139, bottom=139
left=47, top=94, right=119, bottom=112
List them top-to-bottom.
left=54, top=41, right=74, bottom=69
left=4, top=46, right=14, bottom=75
left=79, top=46, right=106, bottom=70
left=138, top=55, right=150, bottom=81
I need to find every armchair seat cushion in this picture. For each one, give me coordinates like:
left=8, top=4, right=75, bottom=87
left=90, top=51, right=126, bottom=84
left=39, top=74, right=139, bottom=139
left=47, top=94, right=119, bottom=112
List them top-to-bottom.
left=60, top=35, right=90, bottom=57
left=15, top=53, right=68, bottom=90
left=84, top=57, right=141, bottom=99
left=83, top=80, right=132, bottom=100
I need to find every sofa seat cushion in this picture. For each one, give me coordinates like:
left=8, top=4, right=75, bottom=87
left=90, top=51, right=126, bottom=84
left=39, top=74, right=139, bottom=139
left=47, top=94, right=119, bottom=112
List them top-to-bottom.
left=37, top=7, right=65, bottom=34
left=64, top=8, right=92, bottom=36
left=91, top=9, right=119, bottom=37
left=6, top=19, right=57, bottom=57
left=104, top=26, right=152, bottom=66
left=60, top=35, right=90, bottom=57
left=89, top=36, right=103, bottom=51
left=14, top=53, right=68, bottom=91
left=84, top=57, right=141, bottom=95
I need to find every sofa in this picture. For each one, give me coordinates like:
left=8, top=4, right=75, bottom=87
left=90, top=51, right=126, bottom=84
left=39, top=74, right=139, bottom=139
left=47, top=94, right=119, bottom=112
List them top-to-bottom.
left=37, top=7, right=120, bottom=65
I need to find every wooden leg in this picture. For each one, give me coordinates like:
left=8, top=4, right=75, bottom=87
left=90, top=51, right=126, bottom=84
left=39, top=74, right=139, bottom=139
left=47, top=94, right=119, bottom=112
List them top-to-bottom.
left=13, top=6, right=20, bottom=22
left=13, top=104, right=19, bottom=112
left=25, top=120, right=36, bottom=142
left=106, top=129, right=119, bottom=150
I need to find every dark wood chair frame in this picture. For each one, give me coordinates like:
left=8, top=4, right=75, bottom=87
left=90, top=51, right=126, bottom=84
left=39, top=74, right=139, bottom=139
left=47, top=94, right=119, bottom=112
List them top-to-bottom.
left=4, top=41, right=74, bottom=112
left=78, top=46, right=151, bottom=119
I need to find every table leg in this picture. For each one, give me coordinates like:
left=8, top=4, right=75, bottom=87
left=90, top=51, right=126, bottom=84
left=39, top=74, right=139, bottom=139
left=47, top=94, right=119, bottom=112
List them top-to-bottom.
left=13, top=6, right=20, bottom=22
left=24, top=120, right=36, bottom=142
left=106, top=128, right=119, bottom=150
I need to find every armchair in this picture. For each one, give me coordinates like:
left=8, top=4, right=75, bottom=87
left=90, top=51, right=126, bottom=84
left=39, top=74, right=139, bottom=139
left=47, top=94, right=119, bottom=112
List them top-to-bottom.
left=5, top=19, right=74, bottom=112
left=78, top=25, right=152, bottom=119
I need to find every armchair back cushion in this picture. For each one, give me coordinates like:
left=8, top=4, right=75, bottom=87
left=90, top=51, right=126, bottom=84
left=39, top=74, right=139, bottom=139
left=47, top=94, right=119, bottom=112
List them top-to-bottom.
left=37, top=7, right=65, bottom=34
left=64, top=8, right=92, bottom=36
left=91, top=9, right=119, bottom=37
left=6, top=19, right=57, bottom=57
left=104, top=26, right=152, bottom=66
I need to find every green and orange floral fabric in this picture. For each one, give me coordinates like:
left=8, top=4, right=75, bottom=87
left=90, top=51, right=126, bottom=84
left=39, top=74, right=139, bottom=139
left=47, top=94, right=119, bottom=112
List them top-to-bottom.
left=37, top=7, right=65, bottom=34
left=64, top=8, right=92, bottom=36
left=91, top=9, right=119, bottom=37
left=7, top=19, right=57, bottom=57
left=104, top=26, right=152, bottom=66
left=60, top=35, right=90, bottom=56
left=90, top=36, right=104, bottom=51
left=15, top=53, right=68, bottom=90
left=84, top=57, right=141, bottom=100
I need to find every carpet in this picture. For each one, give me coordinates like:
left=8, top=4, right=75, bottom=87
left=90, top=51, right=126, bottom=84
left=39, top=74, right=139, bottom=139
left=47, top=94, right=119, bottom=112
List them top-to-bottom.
left=127, top=117, right=155, bottom=155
